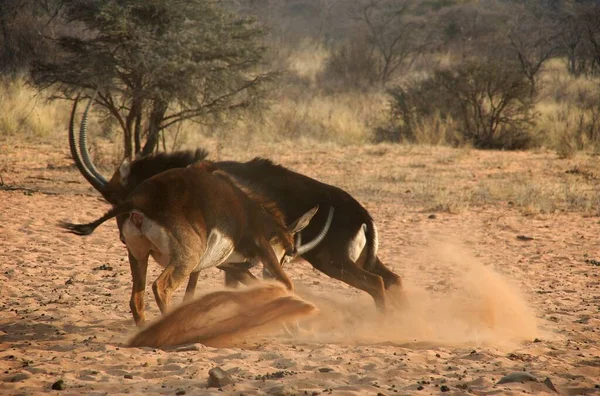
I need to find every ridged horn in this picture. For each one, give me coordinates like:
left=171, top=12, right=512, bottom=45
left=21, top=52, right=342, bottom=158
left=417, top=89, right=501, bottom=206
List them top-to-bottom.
left=78, top=90, right=108, bottom=185
left=69, top=94, right=107, bottom=194
left=296, top=206, right=335, bottom=256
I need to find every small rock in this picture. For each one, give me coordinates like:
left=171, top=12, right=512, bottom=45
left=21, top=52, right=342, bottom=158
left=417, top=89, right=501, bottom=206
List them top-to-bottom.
left=428, top=214, right=437, bottom=220
left=516, top=235, right=534, bottom=241
left=586, top=258, right=600, bottom=266
left=93, top=264, right=113, bottom=271
left=58, top=293, right=70, bottom=302
left=533, top=338, right=542, bottom=343
left=172, top=344, right=201, bottom=352
left=207, top=367, right=234, bottom=388
left=318, top=367, right=334, bottom=373
left=496, top=371, right=538, bottom=385
left=11, top=373, right=30, bottom=382
left=124, top=374, right=133, bottom=379
left=543, top=377, right=559, bottom=393
left=51, top=379, right=66, bottom=390
left=268, top=384, right=298, bottom=396
left=416, top=385, right=424, bottom=390
left=440, top=385, right=450, bottom=392
left=176, top=390, right=186, bottom=395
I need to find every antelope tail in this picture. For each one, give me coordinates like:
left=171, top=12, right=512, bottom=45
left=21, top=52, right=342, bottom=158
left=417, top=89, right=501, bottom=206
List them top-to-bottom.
left=59, top=202, right=135, bottom=236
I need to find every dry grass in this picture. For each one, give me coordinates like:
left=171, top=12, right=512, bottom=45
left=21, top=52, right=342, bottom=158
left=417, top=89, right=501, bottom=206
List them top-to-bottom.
left=1, top=52, right=600, bottom=217
left=2, top=54, right=598, bottom=154
left=535, top=59, right=600, bottom=157
left=0, top=76, right=70, bottom=139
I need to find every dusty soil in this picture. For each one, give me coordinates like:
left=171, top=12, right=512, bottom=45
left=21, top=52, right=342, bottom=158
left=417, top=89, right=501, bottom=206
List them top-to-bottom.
left=1, top=138, right=599, bottom=395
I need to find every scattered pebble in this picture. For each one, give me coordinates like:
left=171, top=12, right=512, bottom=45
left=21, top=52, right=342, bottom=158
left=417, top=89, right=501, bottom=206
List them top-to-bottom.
left=516, top=235, right=534, bottom=241
left=93, top=264, right=113, bottom=271
left=207, top=367, right=234, bottom=388
left=496, top=371, right=538, bottom=385
left=10, top=373, right=30, bottom=382
left=542, top=377, right=559, bottom=393
left=51, top=379, right=66, bottom=390
left=268, top=384, right=298, bottom=396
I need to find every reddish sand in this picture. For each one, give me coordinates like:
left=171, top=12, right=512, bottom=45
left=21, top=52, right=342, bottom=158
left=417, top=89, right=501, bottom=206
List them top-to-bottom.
left=1, top=139, right=599, bottom=395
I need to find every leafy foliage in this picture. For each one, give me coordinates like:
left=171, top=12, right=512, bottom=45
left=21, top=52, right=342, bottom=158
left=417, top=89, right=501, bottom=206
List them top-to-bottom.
left=31, top=0, right=275, bottom=156
left=389, top=59, right=536, bottom=149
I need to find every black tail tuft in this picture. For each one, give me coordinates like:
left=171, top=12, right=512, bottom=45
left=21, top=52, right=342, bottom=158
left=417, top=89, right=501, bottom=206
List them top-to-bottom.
left=58, top=221, right=97, bottom=236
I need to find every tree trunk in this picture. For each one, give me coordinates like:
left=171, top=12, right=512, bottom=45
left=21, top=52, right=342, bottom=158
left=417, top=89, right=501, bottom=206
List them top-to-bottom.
left=0, top=5, right=14, bottom=73
left=142, top=101, right=168, bottom=156
left=134, top=113, right=141, bottom=154
left=123, top=127, right=133, bottom=160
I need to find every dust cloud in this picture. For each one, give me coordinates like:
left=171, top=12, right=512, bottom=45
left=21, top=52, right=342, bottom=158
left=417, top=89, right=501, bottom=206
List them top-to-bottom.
left=292, top=243, right=539, bottom=350
left=128, top=244, right=538, bottom=350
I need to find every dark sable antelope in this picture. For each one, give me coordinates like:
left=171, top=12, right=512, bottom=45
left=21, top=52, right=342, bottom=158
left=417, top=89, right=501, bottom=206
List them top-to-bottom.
left=69, top=95, right=401, bottom=312
left=64, top=97, right=332, bottom=326
left=214, top=160, right=402, bottom=309
left=61, top=161, right=329, bottom=325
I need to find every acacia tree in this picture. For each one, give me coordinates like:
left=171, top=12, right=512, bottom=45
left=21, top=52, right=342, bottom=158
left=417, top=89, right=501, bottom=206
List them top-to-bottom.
left=31, top=0, right=275, bottom=158
left=359, top=0, right=431, bottom=85
left=500, top=3, right=559, bottom=96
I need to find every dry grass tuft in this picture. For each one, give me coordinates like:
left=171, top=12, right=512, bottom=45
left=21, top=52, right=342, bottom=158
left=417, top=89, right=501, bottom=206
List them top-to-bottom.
left=0, top=76, right=70, bottom=139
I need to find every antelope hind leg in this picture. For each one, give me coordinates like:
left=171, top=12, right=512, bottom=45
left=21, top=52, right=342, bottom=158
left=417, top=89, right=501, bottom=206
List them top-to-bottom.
left=153, top=229, right=235, bottom=314
left=128, top=250, right=149, bottom=327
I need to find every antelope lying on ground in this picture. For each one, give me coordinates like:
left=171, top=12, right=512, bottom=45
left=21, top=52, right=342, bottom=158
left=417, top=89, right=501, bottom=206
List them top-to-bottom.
left=68, top=94, right=401, bottom=312
left=61, top=161, right=329, bottom=326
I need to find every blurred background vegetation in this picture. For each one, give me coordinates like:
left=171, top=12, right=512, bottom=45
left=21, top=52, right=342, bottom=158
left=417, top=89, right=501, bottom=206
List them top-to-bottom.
left=2, top=0, right=600, bottom=157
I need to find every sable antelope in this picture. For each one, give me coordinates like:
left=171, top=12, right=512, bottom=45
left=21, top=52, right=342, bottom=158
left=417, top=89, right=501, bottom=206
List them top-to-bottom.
left=69, top=94, right=401, bottom=312
left=65, top=96, right=333, bottom=326
left=60, top=161, right=329, bottom=326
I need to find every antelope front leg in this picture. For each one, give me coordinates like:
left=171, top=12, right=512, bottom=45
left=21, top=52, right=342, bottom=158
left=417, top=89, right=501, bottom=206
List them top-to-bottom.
left=257, top=238, right=293, bottom=291
left=128, top=251, right=149, bottom=326
left=217, top=262, right=259, bottom=288
left=183, top=271, right=200, bottom=302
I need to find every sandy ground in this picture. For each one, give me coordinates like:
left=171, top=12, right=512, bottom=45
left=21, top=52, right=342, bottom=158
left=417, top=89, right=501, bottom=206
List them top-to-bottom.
left=1, top=138, right=599, bottom=395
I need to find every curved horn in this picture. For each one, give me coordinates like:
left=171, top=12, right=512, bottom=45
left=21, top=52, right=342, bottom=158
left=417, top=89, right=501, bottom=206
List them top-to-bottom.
left=78, top=90, right=108, bottom=185
left=69, top=94, right=107, bottom=194
left=296, top=206, right=335, bottom=256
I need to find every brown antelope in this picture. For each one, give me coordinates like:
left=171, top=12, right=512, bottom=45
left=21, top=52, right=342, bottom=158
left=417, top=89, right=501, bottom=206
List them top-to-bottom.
left=69, top=94, right=401, bottom=312
left=60, top=160, right=330, bottom=326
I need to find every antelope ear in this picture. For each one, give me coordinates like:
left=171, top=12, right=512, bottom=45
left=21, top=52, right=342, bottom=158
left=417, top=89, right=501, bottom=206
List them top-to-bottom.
left=288, top=205, right=319, bottom=234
